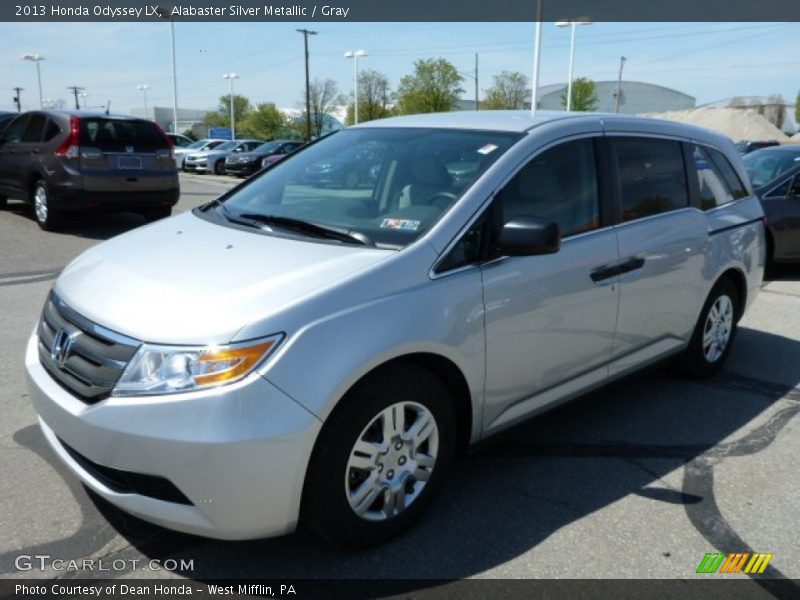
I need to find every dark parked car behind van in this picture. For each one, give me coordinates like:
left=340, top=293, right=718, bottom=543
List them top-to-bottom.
left=0, top=110, right=179, bottom=230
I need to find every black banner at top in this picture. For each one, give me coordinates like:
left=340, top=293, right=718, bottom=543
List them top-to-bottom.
left=4, top=0, right=800, bottom=22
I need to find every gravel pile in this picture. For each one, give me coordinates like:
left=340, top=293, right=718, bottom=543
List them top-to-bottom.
left=643, top=107, right=790, bottom=143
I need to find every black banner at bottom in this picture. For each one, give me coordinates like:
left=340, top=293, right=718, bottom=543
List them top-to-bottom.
left=2, top=579, right=799, bottom=600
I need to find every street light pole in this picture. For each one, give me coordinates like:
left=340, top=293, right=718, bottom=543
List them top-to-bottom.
left=530, top=0, right=543, bottom=114
left=556, top=19, right=592, bottom=111
left=170, top=20, right=179, bottom=133
left=297, top=29, right=317, bottom=141
left=344, top=50, right=368, bottom=124
left=22, top=53, right=45, bottom=108
left=222, top=73, right=239, bottom=139
left=137, top=84, right=151, bottom=118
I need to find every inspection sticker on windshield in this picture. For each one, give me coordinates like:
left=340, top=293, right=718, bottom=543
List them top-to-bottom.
left=477, top=143, right=498, bottom=155
left=381, top=218, right=420, bottom=231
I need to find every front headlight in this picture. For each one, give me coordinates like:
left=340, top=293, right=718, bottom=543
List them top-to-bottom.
left=112, top=335, right=282, bottom=397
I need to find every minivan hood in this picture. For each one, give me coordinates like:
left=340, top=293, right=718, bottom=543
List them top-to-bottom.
left=54, top=211, right=393, bottom=344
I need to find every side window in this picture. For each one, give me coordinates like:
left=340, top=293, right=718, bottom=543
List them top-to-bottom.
left=22, top=114, right=46, bottom=142
left=2, top=115, right=30, bottom=143
left=43, top=119, right=61, bottom=142
left=615, top=137, right=688, bottom=221
left=499, top=138, right=600, bottom=237
left=693, top=145, right=748, bottom=209
left=789, top=177, right=800, bottom=197
left=764, top=178, right=791, bottom=198
left=436, top=219, right=487, bottom=273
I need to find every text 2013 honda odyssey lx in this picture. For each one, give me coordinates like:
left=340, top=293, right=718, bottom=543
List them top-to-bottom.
left=25, top=111, right=765, bottom=547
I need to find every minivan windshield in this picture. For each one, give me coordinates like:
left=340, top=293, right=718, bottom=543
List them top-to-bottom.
left=215, top=127, right=522, bottom=248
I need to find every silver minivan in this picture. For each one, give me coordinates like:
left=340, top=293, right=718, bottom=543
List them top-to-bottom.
left=25, top=111, right=765, bottom=547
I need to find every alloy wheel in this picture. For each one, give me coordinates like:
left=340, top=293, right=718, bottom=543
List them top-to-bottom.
left=34, top=184, right=48, bottom=224
left=702, top=294, right=734, bottom=363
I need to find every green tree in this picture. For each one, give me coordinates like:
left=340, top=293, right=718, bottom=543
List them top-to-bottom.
left=395, top=58, right=464, bottom=115
left=345, top=69, right=393, bottom=125
left=482, top=71, right=529, bottom=110
left=561, top=78, right=599, bottom=112
left=795, top=90, right=800, bottom=125
left=202, top=94, right=252, bottom=133
left=243, top=103, right=292, bottom=140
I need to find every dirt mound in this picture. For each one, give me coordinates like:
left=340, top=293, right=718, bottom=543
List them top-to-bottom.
left=643, top=107, right=789, bottom=143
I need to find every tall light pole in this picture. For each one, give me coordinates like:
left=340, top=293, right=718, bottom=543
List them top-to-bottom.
left=530, top=0, right=543, bottom=114
left=556, top=19, right=592, bottom=111
left=170, top=20, right=178, bottom=132
left=297, top=29, right=317, bottom=141
left=344, top=50, right=368, bottom=124
left=22, top=53, right=45, bottom=108
left=222, top=73, right=239, bottom=139
left=137, top=84, right=151, bottom=118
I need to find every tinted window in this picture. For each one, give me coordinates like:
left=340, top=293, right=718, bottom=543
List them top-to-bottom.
left=21, top=114, right=46, bottom=142
left=3, top=115, right=29, bottom=142
left=43, top=118, right=61, bottom=142
left=79, top=118, right=167, bottom=151
left=500, top=138, right=600, bottom=237
left=615, top=138, right=688, bottom=221
left=693, top=146, right=747, bottom=209
left=743, top=149, right=800, bottom=187
left=765, top=178, right=792, bottom=198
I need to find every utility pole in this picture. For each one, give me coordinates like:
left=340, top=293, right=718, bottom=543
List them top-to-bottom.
left=530, top=0, right=543, bottom=114
left=297, top=28, right=317, bottom=141
left=474, top=53, right=479, bottom=111
left=615, top=56, right=627, bottom=114
left=66, top=86, right=84, bottom=109
left=13, top=87, right=23, bottom=112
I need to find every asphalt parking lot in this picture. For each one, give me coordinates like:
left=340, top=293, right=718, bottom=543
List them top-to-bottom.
left=1, top=173, right=799, bottom=591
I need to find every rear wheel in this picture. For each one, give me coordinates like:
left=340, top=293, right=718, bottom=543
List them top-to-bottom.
left=32, top=180, right=63, bottom=231
left=682, top=278, right=740, bottom=377
left=302, top=363, right=456, bottom=548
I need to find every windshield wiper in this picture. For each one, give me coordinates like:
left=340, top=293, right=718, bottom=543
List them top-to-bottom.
left=233, top=212, right=374, bottom=246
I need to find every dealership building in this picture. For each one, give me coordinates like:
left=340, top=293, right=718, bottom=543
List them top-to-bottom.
left=535, top=80, right=696, bottom=114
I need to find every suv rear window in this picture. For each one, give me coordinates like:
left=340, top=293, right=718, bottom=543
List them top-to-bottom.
left=79, top=118, right=166, bottom=152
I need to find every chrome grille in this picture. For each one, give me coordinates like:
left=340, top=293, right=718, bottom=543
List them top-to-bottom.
left=37, top=293, right=140, bottom=403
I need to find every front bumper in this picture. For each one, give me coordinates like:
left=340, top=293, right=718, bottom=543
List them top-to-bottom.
left=224, top=162, right=259, bottom=177
left=25, top=333, right=322, bottom=540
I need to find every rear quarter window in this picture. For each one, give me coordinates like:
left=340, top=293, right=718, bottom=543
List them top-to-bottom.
left=79, top=119, right=167, bottom=152
left=693, top=145, right=748, bottom=209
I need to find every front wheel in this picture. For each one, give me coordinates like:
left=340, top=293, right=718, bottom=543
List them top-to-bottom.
left=214, top=160, right=226, bottom=175
left=32, top=180, right=63, bottom=231
left=682, top=278, right=740, bottom=377
left=301, top=363, right=456, bottom=548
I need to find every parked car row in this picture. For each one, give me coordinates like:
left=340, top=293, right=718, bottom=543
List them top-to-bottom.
left=180, top=138, right=304, bottom=176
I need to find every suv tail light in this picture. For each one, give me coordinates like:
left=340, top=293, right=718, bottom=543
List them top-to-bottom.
left=54, top=115, right=80, bottom=159
left=156, top=124, right=175, bottom=159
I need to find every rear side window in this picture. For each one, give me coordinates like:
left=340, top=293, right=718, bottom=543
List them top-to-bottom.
left=22, top=114, right=46, bottom=142
left=79, top=118, right=166, bottom=152
left=43, top=119, right=61, bottom=142
left=614, top=137, right=688, bottom=222
left=500, top=138, right=600, bottom=237
left=693, top=145, right=748, bottom=209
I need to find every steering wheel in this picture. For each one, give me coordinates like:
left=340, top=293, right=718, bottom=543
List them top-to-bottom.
left=424, top=191, right=459, bottom=210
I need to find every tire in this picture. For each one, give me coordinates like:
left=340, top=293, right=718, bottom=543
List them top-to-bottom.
left=214, top=160, right=226, bottom=175
left=32, top=180, right=63, bottom=232
left=0, top=195, right=7, bottom=209
left=142, top=206, right=172, bottom=223
left=682, top=278, right=740, bottom=377
left=301, top=363, right=457, bottom=548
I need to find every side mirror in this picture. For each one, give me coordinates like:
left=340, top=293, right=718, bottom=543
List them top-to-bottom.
left=496, top=216, right=560, bottom=256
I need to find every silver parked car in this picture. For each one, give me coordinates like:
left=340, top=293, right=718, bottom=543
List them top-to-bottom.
left=25, top=111, right=765, bottom=547
left=174, top=138, right=226, bottom=170
left=183, top=139, right=263, bottom=174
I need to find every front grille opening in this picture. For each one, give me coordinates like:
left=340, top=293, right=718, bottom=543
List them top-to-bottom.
left=58, top=438, right=193, bottom=506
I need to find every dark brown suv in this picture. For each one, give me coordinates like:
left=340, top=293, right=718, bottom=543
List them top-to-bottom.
left=0, top=110, right=179, bottom=231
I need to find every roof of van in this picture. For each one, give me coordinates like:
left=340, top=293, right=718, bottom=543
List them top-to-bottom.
left=352, top=110, right=727, bottom=140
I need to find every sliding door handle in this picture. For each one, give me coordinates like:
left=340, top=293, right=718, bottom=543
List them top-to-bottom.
left=618, top=257, right=645, bottom=274
left=590, top=265, right=620, bottom=283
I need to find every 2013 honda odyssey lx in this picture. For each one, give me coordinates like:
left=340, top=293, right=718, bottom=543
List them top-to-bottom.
left=25, top=111, right=765, bottom=547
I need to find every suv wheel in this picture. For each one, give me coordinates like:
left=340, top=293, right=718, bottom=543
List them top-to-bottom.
left=214, top=160, right=226, bottom=175
left=32, top=180, right=63, bottom=231
left=0, top=195, right=7, bottom=209
left=682, top=278, right=739, bottom=377
left=302, top=363, right=456, bottom=548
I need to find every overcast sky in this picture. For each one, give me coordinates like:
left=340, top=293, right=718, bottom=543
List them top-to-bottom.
left=2, top=21, right=798, bottom=114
